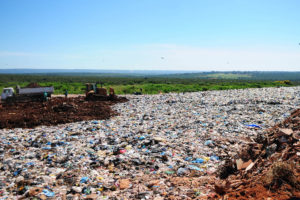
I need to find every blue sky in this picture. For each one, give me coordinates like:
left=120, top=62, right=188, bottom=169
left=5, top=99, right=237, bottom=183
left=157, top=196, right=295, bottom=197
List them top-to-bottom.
left=0, top=0, right=299, bottom=71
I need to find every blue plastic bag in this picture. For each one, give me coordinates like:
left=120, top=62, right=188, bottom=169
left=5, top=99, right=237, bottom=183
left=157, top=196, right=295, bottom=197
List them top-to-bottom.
left=245, top=124, right=261, bottom=128
left=191, top=158, right=204, bottom=163
left=80, top=177, right=89, bottom=183
left=42, top=189, right=55, bottom=197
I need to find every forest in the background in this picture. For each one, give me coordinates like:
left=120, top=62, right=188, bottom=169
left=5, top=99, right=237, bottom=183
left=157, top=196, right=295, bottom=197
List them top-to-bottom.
left=0, top=71, right=299, bottom=94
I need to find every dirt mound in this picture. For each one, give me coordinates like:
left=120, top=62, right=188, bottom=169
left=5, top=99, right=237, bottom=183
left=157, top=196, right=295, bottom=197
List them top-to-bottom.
left=25, top=82, right=41, bottom=88
left=0, top=96, right=128, bottom=129
left=215, top=109, right=300, bottom=199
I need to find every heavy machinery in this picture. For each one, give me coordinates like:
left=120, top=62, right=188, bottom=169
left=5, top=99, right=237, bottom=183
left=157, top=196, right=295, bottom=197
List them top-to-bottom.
left=0, top=83, right=54, bottom=103
left=85, top=83, right=116, bottom=101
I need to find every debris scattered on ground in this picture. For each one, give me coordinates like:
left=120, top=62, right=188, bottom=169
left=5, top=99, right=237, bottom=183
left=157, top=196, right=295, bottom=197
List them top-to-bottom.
left=0, top=87, right=299, bottom=199
left=215, top=108, right=300, bottom=199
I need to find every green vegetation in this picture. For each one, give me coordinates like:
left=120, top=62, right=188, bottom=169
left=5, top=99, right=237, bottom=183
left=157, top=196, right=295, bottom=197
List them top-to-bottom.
left=161, top=71, right=300, bottom=81
left=0, top=72, right=299, bottom=95
left=202, top=73, right=252, bottom=79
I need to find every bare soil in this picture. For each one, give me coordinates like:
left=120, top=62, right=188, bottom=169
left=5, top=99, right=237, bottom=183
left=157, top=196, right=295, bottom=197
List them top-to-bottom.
left=0, top=96, right=128, bottom=129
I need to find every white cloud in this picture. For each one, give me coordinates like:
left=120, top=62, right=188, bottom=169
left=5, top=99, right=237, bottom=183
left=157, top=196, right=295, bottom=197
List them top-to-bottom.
left=90, top=44, right=300, bottom=71
left=1, top=45, right=299, bottom=71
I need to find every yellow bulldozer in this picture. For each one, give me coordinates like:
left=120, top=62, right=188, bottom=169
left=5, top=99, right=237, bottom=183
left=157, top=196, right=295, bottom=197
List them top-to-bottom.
left=85, top=83, right=116, bottom=101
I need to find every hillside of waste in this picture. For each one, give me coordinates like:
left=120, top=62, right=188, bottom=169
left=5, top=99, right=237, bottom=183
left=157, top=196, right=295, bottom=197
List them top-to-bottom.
left=0, top=87, right=299, bottom=199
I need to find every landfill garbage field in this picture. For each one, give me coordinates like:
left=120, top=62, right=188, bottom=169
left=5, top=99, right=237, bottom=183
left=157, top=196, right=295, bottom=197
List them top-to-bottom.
left=0, top=86, right=299, bottom=199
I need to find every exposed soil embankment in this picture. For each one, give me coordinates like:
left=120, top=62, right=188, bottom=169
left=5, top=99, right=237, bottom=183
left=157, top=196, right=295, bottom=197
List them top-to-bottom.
left=0, top=96, right=128, bottom=129
left=215, top=109, right=300, bottom=199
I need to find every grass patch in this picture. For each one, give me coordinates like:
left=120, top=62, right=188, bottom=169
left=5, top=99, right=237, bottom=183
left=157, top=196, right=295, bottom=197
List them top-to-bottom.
left=203, top=73, right=252, bottom=79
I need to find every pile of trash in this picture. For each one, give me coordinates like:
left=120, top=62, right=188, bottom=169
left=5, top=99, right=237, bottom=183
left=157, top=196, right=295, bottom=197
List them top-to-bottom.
left=0, top=87, right=299, bottom=199
left=0, top=96, right=128, bottom=129
left=215, top=109, right=300, bottom=199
